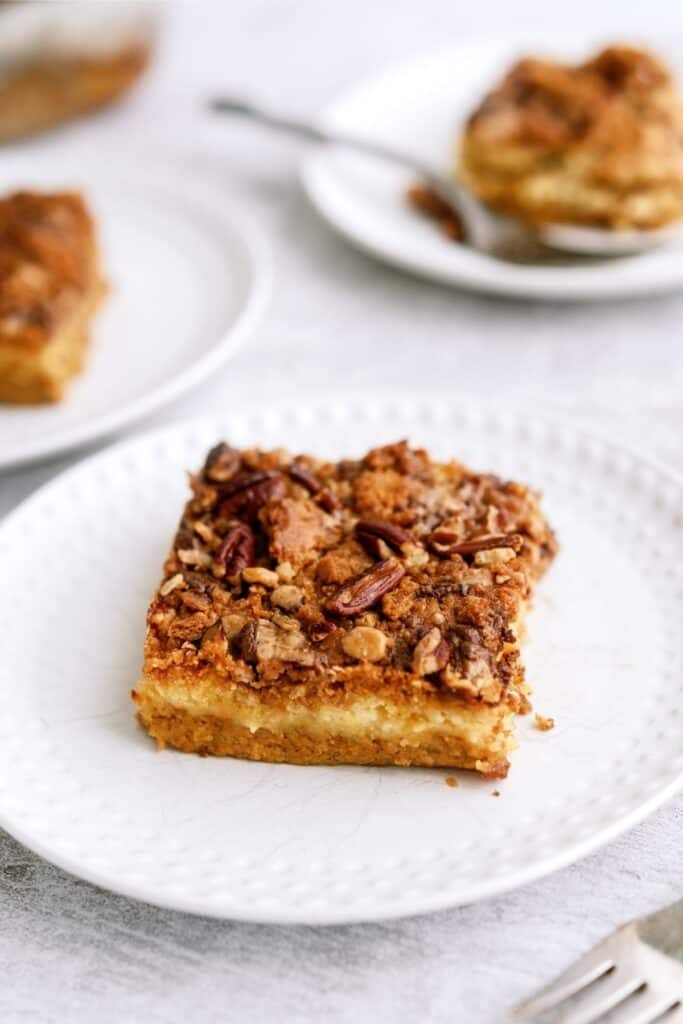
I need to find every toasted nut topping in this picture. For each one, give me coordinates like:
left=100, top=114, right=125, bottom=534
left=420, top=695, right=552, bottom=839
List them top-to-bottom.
left=203, top=442, right=241, bottom=483
left=288, top=461, right=321, bottom=494
left=217, top=471, right=286, bottom=519
left=318, top=488, right=342, bottom=512
left=355, top=519, right=412, bottom=556
left=193, top=520, right=217, bottom=545
left=214, top=523, right=255, bottom=577
left=430, top=531, right=523, bottom=557
left=403, top=543, right=430, bottom=568
left=474, top=547, right=517, bottom=566
left=177, top=548, right=212, bottom=568
left=326, top=558, right=405, bottom=617
left=276, top=561, right=295, bottom=582
left=242, top=567, right=279, bottom=587
left=160, top=573, right=185, bottom=596
left=271, top=584, right=303, bottom=610
left=179, top=590, right=211, bottom=611
left=271, top=611, right=300, bottom=632
left=221, top=613, right=248, bottom=639
left=238, top=618, right=314, bottom=666
left=342, top=626, right=388, bottom=662
left=412, top=627, right=450, bottom=675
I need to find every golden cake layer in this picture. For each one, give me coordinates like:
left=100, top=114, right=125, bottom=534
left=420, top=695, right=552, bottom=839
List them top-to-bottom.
left=459, top=45, right=683, bottom=229
left=133, top=441, right=557, bottom=779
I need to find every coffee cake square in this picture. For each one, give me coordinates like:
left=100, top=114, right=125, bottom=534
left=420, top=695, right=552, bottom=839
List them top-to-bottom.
left=0, top=190, right=104, bottom=404
left=133, top=441, right=556, bottom=778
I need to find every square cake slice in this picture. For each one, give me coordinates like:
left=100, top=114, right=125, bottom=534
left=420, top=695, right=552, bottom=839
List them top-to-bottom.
left=0, top=191, right=104, bottom=404
left=133, top=441, right=557, bottom=779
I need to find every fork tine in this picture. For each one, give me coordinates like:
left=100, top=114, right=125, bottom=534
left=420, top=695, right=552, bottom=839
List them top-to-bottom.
left=512, top=942, right=616, bottom=1020
left=524, top=968, right=644, bottom=1024
left=615, top=992, right=683, bottom=1024
left=657, top=1003, right=683, bottom=1022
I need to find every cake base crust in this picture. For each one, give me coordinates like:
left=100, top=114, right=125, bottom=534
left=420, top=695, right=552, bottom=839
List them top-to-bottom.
left=0, top=278, right=105, bottom=404
left=133, top=674, right=515, bottom=778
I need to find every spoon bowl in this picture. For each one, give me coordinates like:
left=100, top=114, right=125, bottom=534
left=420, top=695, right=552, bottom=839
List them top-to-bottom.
left=537, top=221, right=683, bottom=256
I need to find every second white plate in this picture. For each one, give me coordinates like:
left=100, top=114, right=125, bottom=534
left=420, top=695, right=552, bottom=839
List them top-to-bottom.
left=303, top=33, right=683, bottom=301
left=0, top=152, right=270, bottom=470
left=0, top=395, right=681, bottom=924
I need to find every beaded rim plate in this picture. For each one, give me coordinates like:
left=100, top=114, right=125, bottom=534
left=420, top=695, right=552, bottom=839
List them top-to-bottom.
left=0, top=395, right=681, bottom=925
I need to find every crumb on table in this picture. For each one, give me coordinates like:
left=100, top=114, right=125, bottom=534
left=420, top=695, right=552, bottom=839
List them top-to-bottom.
left=405, top=183, right=464, bottom=241
left=534, top=713, right=555, bottom=732
left=445, top=776, right=459, bottom=788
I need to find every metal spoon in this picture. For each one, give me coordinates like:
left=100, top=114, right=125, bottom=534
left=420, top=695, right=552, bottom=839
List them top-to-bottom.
left=209, top=96, right=679, bottom=259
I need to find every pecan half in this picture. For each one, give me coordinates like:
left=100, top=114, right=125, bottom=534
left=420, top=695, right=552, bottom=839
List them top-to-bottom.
left=203, top=442, right=241, bottom=483
left=288, top=461, right=321, bottom=494
left=217, top=471, right=287, bottom=519
left=318, top=488, right=342, bottom=513
left=355, top=519, right=412, bottom=558
left=214, top=523, right=255, bottom=576
left=429, top=530, right=523, bottom=557
left=325, top=558, right=405, bottom=617
left=412, top=627, right=450, bottom=676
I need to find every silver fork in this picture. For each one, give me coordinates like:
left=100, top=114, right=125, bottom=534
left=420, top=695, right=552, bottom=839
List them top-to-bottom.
left=513, top=898, right=683, bottom=1023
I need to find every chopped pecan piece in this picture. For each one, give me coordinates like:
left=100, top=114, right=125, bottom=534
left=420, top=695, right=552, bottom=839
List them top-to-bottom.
left=203, top=442, right=241, bottom=483
left=288, top=461, right=321, bottom=494
left=217, top=471, right=286, bottom=519
left=318, top=488, right=342, bottom=513
left=355, top=519, right=412, bottom=558
left=214, top=523, right=255, bottom=577
left=429, top=531, right=523, bottom=557
left=325, top=558, right=405, bottom=617
left=242, top=567, right=279, bottom=587
left=159, top=573, right=185, bottom=597
left=271, top=584, right=303, bottom=610
left=238, top=619, right=314, bottom=666
left=341, top=626, right=388, bottom=662
left=412, top=627, right=450, bottom=676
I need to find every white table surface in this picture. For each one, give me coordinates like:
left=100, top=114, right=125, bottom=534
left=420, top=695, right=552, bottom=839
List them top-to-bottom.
left=2, top=2, right=683, bottom=1021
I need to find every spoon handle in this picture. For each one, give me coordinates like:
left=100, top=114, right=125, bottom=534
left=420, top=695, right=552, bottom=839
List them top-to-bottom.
left=208, top=95, right=495, bottom=249
left=209, top=96, right=436, bottom=181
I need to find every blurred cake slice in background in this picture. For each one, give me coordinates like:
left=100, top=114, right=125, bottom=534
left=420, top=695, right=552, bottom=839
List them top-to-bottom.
left=0, top=1, right=158, bottom=142
left=459, top=45, right=683, bottom=230
left=0, top=190, right=104, bottom=404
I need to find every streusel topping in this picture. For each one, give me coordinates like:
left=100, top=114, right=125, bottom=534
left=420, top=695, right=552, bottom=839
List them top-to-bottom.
left=0, top=191, right=97, bottom=351
left=143, top=442, right=557, bottom=708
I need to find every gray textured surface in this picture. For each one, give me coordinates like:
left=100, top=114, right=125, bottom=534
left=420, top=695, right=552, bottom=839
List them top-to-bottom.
left=1, top=2, right=683, bottom=1021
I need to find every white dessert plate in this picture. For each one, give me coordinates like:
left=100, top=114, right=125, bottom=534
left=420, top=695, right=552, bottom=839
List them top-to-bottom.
left=302, top=33, right=683, bottom=301
left=0, top=153, right=269, bottom=471
left=0, top=395, right=681, bottom=925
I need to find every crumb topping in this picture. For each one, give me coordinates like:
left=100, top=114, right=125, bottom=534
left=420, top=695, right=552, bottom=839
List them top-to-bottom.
left=0, top=191, right=97, bottom=351
left=143, top=441, right=557, bottom=707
